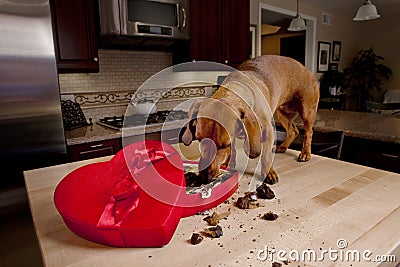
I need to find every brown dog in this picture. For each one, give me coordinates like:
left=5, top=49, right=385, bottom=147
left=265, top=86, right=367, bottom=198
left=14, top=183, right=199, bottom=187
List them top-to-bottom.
left=182, top=55, right=319, bottom=184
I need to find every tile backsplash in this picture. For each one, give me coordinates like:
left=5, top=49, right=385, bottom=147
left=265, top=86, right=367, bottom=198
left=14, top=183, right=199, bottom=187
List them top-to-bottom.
left=58, top=49, right=173, bottom=94
left=59, top=49, right=228, bottom=121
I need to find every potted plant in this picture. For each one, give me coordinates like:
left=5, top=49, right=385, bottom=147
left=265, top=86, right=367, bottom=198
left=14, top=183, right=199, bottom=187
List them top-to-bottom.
left=344, top=48, right=392, bottom=111
left=319, top=69, right=347, bottom=96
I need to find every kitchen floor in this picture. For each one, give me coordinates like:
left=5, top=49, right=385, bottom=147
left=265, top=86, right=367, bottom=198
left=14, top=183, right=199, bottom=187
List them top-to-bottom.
left=0, top=187, right=43, bottom=267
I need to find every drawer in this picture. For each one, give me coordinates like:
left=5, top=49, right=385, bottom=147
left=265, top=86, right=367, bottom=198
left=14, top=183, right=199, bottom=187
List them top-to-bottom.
left=67, top=138, right=121, bottom=162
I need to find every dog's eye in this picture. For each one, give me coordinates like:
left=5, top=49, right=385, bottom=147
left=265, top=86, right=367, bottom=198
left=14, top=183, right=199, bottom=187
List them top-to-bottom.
left=219, top=144, right=230, bottom=149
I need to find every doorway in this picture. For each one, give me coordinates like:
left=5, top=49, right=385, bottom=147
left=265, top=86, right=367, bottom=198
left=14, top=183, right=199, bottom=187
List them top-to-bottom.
left=258, top=3, right=316, bottom=73
left=280, top=35, right=306, bottom=65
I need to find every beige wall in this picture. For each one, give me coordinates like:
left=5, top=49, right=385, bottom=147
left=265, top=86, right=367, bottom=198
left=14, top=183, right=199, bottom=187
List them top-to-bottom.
left=250, top=0, right=400, bottom=97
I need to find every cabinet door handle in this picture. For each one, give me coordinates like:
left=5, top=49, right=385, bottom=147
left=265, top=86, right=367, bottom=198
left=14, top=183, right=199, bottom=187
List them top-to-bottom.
left=93, top=57, right=98, bottom=62
left=224, top=60, right=229, bottom=64
left=90, top=144, right=103, bottom=148
left=382, top=153, right=399, bottom=158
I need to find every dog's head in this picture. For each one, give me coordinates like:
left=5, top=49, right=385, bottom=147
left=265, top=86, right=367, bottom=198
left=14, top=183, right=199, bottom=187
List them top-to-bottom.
left=182, top=98, right=262, bottom=181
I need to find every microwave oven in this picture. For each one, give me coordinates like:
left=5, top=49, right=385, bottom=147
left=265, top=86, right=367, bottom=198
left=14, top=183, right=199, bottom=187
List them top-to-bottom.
left=98, top=0, right=190, bottom=40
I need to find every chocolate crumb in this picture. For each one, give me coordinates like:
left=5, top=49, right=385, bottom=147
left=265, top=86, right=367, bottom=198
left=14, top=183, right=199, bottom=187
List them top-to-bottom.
left=256, top=183, right=275, bottom=199
left=203, top=211, right=230, bottom=226
left=263, top=211, right=279, bottom=221
left=203, top=225, right=223, bottom=238
left=190, top=233, right=203, bottom=245
left=283, top=260, right=289, bottom=265
left=272, top=262, right=282, bottom=267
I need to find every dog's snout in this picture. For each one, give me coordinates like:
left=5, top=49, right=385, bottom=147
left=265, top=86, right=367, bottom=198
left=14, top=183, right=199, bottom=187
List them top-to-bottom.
left=198, top=139, right=219, bottom=182
left=198, top=160, right=219, bottom=183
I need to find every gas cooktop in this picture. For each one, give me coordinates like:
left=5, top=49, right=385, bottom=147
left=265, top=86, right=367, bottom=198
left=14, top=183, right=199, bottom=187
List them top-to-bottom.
left=97, top=110, right=188, bottom=130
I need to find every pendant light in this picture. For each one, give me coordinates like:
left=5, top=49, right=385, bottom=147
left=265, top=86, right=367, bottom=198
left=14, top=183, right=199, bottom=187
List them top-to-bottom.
left=288, top=0, right=307, bottom=31
left=353, top=0, right=381, bottom=21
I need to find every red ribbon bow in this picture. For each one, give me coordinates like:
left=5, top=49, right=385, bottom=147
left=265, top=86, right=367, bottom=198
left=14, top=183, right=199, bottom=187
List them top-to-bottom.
left=97, top=144, right=174, bottom=228
left=97, top=175, right=139, bottom=228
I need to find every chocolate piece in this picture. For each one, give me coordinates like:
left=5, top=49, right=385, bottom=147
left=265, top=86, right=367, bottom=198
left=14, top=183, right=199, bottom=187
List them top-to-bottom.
left=184, top=171, right=214, bottom=187
left=185, top=172, right=203, bottom=187
left=256, top=183, right=275, bottom=199
left=236, top=192, right=264, bottom=209
left=236, top=196, right=251, bottom=209
left=204, top=211, right=231, bottom=226
left=263, top=211, right=279, bottom=221
left=203, top=225, right=223, bottom=238
left=190, top=233, right=203, bottom=245
left=271, top=262, right=282, bottom=267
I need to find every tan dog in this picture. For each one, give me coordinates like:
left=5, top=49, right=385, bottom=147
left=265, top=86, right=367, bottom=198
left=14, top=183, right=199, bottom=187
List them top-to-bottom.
left=182, top=55, right=319, bottom=184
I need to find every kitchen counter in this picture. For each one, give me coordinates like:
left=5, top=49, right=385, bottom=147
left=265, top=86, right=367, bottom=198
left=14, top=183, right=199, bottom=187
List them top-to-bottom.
left=66, top=109, right=400, bottom=146
left=280, top=109, right=400, bottom=144
left=65, top=120, right=186, bottom=146
left=64, top=124, right=122, bottom=146
left=24, top=149, right=400, bottom=266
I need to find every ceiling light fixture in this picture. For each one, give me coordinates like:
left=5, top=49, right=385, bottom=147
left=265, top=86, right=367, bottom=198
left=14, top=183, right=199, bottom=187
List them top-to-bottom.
left=288, top=0, right=307, bottom=31
left=353, top=0, right=381, bottom=21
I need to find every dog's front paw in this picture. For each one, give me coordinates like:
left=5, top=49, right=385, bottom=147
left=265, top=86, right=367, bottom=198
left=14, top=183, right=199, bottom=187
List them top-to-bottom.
left=275, top=145, right=287, bottom=153
left=297, top=151, right=311, bottom=162
left=263, top=168, right=279, bottom=185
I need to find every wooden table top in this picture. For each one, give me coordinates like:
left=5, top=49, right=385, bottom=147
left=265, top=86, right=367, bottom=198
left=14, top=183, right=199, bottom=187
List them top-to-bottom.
left=24, top=149, right=400, bottom=267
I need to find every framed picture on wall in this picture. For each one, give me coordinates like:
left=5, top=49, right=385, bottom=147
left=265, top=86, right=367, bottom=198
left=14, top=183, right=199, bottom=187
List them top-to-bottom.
left=249, top=25, right=256, bottom=59
left=317, top=41, right=331, bottom=72
left=332, top=41, right=341, bottom=61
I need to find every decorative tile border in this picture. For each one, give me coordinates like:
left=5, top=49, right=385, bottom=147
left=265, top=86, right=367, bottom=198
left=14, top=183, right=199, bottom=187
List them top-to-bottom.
left=68, top=86, right=217, bottom=108
left=74, top=92, right=134, bottom=106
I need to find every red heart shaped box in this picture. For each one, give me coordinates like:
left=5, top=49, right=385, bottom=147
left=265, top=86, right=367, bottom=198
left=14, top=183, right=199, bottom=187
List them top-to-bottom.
left=54, top=141, right=238, bottom=247
left=54, top=141, right=185, bottom=247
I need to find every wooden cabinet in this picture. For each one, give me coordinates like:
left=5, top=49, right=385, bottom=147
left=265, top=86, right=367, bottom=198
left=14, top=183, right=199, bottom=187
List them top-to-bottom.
left=50, top=0, right=99, bottom=73
left=190, top=0, right=250, bottom=68
left=67, top=129, right=186, bottom=162
left=341, top=137, right=399, bottom=173
left=67, top=138, right=121, bottom=162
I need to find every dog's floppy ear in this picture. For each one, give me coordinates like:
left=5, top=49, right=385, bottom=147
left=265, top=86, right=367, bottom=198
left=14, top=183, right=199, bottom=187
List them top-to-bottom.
left=182, top=99, right=203, bottom=146
left=238, top=106, right=262, bottom=159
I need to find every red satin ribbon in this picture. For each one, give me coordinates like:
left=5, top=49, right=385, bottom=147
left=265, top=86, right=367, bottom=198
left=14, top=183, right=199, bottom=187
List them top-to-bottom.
left=97, top=144, right=174, bottom=229
left=131, top=146, right=173, bottom=175
left=97, top=175, right=139, bottom=228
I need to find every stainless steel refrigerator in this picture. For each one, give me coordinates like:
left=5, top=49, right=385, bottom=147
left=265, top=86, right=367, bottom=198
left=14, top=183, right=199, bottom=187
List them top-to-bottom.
left=0, top=0, right=67, bottom=189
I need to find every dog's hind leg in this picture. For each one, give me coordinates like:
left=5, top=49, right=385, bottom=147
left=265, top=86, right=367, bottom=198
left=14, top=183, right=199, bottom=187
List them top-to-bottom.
left=297, top=105, right=317, bottom=162
left=275, top=109, right=299, bottom=153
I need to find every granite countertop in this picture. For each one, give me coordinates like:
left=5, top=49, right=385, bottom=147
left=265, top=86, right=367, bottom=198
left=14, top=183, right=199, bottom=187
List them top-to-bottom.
left=65, top=109, right=400, bottom=146
left=297, top=109, right=400, bottom=144
left=65, top=120, right=186, bottom=146
left=64, top=124, right=122, bottom=146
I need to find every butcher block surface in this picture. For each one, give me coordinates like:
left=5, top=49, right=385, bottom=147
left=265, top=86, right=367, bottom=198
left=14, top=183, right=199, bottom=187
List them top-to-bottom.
left=24, top=149, right=400, bottom=267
